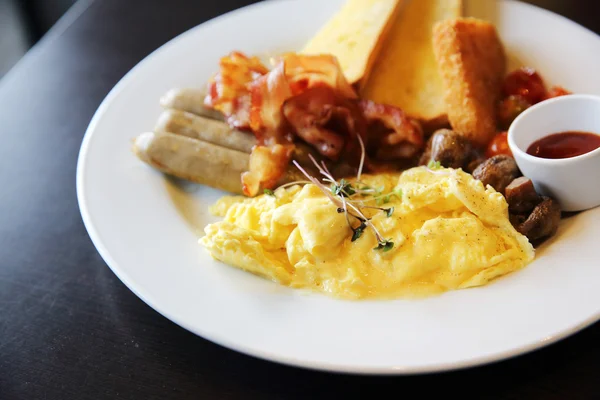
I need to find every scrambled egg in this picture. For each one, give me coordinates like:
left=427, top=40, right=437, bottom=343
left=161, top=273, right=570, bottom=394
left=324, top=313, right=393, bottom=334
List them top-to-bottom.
left=199, top=167, right=534, bottom=299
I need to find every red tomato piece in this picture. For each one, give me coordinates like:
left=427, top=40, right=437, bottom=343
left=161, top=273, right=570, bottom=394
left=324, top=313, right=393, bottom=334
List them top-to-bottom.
left=503, top=67, right=547, bottom=104
left=544, top=85, right=572, bottom=100
left=497, top=95, right=531, bottom=129
left=486, top=131, right=513, bottom=158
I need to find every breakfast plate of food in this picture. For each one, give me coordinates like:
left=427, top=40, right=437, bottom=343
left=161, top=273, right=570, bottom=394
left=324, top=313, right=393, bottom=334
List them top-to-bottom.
left=77, top=0, right=600, bottom=374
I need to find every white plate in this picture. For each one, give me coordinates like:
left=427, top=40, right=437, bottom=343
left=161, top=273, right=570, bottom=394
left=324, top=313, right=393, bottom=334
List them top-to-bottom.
left=77, top=0, right=600, bottom=374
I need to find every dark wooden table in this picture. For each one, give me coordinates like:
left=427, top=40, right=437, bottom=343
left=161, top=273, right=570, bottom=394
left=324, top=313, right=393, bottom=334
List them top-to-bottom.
left=1, top=0, right=599, bottom=398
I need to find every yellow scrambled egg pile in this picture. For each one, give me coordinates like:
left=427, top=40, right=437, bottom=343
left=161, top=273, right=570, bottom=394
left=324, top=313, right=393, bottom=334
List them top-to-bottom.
left=199, top=167, right=534, bottom=299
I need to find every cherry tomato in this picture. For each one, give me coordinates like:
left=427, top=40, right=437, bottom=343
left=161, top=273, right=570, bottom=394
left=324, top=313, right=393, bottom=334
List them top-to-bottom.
left=503, top=67, right=547, bottom=104
left=544, top=85, right=572, bottom=100
left=497, top=95, right=531, bottom=129
left=486, top=131, right=513, bottom=158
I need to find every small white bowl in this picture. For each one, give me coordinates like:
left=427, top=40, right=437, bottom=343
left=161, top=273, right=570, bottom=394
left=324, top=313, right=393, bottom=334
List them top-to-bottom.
left=507, top=94, right=600, bottom=212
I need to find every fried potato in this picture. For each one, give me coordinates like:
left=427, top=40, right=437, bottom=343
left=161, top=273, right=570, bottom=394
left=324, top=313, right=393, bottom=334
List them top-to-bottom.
left=432, top=17, right=507, bottom=147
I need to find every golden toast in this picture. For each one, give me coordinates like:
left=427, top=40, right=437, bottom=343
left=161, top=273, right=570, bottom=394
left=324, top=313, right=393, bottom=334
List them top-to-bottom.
left=301, top=0, right=403, bottom=85
left=361, top=0, right=463, bottom=125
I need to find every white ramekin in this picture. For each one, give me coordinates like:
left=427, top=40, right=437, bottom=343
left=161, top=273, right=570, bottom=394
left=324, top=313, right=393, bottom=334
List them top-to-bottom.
left=508, top=94, right=600, bottom=212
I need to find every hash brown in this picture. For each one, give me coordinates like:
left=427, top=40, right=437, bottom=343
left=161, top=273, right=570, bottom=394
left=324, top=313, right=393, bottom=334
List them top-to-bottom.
left=432, top=17, right=507, bottom=147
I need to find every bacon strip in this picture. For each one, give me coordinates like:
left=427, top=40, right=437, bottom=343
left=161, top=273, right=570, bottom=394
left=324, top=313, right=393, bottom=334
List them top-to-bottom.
left=203, top=51, right=423, bottom=196
left=204, top=51, right=269, bottom=129
left=247, top=53, right=359, bottom=140
left=282, top=53, right=358, bottom=99
left=239, top=54, right=360, bottom=195
left=248, top=61, right=292, bottom=145
left=282, top=86, right=365, bottom=160
left=360, top=99, right=424, bottom=160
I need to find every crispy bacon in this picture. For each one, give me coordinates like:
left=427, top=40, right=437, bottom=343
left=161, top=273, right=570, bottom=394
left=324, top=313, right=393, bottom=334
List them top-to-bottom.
left=204, top=51, right=269, bottom=129
left=204, top=51, right=423, bottom=196
left=205, top=52, right=359, bottom=142
left=239, top=53, right=361, bottom=195
left=247, top=53, right=359, bottom=140
left=282, top=53, right=358, bottom=99
left=248, top=61, right=292, bottom=145
left=282, top=86, right=365, bottom=160
left=360, top=100, right=424, bottom=160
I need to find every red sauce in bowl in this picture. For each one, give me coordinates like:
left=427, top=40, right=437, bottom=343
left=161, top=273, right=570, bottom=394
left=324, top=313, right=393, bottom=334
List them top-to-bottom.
left=526, top=131, right=600, bottom=159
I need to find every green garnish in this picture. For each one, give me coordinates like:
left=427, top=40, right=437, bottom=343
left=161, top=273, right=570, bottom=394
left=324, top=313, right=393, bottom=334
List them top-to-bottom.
left=291, top=135, right=397, bottom=252
left=427, top=160, right=442, bottom=170
left=331, top=179, right=355, bottom=197
left=371, top=187, right=402, bottom=205
left=263, top=188, right=275, bottom=196
left=376, top=194, right=391, bottom=205
left=351, top=222, right=367, bottom=242
left=374, top=239, right=394, bottom=252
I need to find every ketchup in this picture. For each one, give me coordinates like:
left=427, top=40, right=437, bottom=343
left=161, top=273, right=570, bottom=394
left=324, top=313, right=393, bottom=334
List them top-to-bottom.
left=526, top=131, right=600, bottom=159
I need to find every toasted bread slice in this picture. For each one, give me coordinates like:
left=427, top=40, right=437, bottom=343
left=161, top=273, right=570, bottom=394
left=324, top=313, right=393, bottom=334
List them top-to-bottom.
left=301, top=0, right=403, bottom=85
left=360, top=0, right=462, bottom=125
left=432, top=17, right=507, bottom=147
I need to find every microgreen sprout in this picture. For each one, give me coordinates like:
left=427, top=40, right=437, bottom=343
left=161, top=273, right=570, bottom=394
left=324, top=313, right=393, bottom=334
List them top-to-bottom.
left=356, top=134, right=366, bottom=181
left=292, top=152, right=395, bottom=252
left=425, top=160, right=453, bottom=176
left=427, top=160, right=442, bottom=170
left=331, top=179, right=356, bottom=197
left=278, top=180, right=312, bottom=189
left=263, top=188, right=275, bottom=196
left=366, top=188, right=402, bottom=205
left=376, top=193, right=391, bottom=205
left=351, top=222, right=367, bottom=242
left=374, top=239, right=394, bottom=252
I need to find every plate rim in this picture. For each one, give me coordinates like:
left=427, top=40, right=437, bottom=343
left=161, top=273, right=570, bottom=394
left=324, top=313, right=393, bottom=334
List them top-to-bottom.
left=76, top=0, right=600, bottom=375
